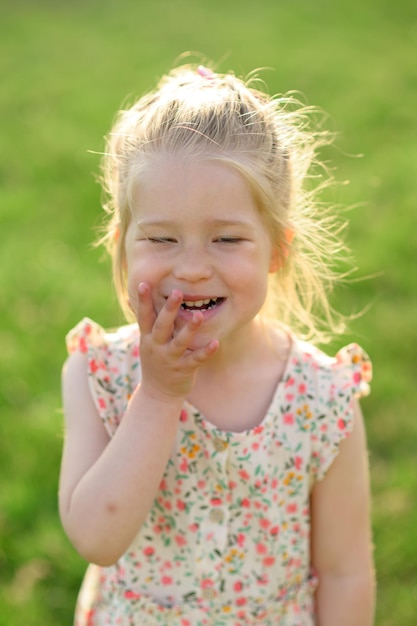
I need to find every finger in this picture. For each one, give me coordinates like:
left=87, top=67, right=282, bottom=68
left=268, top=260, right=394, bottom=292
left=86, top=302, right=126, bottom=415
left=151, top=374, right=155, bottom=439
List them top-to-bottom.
left=136, top=282, right=156, bottom=334
left=152, top=290, right=183, bottom=344
left=168, top=310, right=205, bottom=354
left=183, top=338, right=220, bottom=366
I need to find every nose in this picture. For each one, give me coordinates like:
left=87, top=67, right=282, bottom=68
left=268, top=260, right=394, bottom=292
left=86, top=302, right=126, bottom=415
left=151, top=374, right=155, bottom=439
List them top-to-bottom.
left=172, top=245, right=212, bottom=283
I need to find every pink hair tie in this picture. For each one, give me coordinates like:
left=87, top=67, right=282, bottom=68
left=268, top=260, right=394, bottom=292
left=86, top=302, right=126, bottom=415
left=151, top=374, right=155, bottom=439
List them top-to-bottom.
left=197, top=65, right=215, bottom=80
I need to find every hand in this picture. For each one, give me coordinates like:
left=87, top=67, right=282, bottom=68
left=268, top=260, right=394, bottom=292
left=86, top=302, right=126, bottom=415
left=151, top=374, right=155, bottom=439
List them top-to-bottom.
left=136, top=282, right=219, bottom=402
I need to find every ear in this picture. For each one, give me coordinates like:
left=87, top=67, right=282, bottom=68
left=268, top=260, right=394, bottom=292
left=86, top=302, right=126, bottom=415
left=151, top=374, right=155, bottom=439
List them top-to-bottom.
left=284, top=227, right=295, bottom=247
left=268, top=228, right=295, bottom=272
left=268, top=246, right=281, bottom=273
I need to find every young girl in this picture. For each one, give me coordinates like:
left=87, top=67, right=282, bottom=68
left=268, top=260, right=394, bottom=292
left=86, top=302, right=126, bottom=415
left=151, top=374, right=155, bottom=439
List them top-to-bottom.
left=59, top=63, right=375, bottom=625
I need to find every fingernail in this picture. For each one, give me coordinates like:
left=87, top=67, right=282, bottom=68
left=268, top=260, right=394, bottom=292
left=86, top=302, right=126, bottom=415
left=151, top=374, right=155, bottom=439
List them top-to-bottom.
left=171, top=289, right=183, bottom=301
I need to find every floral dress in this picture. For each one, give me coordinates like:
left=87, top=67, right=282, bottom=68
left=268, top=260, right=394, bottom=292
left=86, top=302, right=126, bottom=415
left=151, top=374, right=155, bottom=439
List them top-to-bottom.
left=66, top=318, right=372, bottom=626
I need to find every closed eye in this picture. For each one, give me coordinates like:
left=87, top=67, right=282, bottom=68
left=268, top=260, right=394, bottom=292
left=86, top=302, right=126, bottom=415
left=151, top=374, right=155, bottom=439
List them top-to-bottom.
left=148, top=237, right=177, bottom=244
left=214, top=237, right=245, bottom=244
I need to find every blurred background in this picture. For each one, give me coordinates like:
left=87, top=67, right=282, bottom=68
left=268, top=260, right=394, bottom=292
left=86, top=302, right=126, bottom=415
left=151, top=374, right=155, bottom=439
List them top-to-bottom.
left=1, top=0, right=416, bottom=623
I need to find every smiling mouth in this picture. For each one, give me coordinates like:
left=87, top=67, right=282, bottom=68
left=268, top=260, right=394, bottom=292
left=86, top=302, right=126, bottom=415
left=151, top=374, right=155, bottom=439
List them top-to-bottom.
left=180, top=297, right=225, bottom=311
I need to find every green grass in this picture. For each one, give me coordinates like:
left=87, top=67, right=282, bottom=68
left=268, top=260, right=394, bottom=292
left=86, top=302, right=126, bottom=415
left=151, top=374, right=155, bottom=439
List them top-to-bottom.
left=1, top=0, right=416, bottom=623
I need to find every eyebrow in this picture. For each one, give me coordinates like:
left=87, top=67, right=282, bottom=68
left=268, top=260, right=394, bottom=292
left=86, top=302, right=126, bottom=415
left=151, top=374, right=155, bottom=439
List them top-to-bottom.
left=135, top=218, right=254, bottom=229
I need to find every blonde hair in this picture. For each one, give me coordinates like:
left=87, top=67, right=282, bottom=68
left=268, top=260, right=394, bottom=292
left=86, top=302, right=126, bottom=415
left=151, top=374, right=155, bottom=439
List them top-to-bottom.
left=98, top=63, right=349, bottom=343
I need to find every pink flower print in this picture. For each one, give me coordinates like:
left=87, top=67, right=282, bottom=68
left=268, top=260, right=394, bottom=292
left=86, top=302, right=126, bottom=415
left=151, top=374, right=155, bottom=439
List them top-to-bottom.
left=79, top=336, right=88, bottom=354
left=89, top=358, right=98, bottom=374
left=362, top=360, right=372, bottom=378
left=353, top=371, right=362, bottom=385
left=285, top=376, right=295, bottom=388
left=298, top=383, right=307, bottom=394
left=285, top=393, right=294, bottom=401
left=98, top=397, right=107, bottom=410
left=180, top=409, right=188, bottom=422
left=283, top=412, right=294, bottom=425
left=338, top=418, right=346, bottom=430
left=253, top=425, right=264, bottom=435
left=251, top=442, right=260, bottom=451
left=294, top=456, right=303, bottom=470
left=179, top=457, right=188, bottom=473
left=238, top=469, right=250, bottom=481
left=159, top=478, right=167, bottom=491
left=197, top=479, right=206, bottom=490
left=210, top=497, right=222, bottom=506
left=240, top=498, right=251, bottom=508
left=176, top=499, right=186, bottom=511
left=287, top=503, right=298, bottom=514
left=259, top=517, right=271, bottom=530
left=188, top=523, right=199, bottom=533
left=270, top=525, right=280, bottom=536
left=236, top=533, right=246, bottom=547
left=175, top=535, right=187, bottom=547
left=256, top=542, right=268, bottom=555
left=143, top=546, right=155, bottom=557
left=263, top=556, right=276, bottom=567
left=161, top=575, right=173, bottom=585
left=201, top=577, right=215, bottom=589
left=233, top=581, right=243, bottom=592
left=124, top=590, right=141, bottom=600
left=236, top=595, right=247, bottom=605
left=181, top=620, right=191, bottom=626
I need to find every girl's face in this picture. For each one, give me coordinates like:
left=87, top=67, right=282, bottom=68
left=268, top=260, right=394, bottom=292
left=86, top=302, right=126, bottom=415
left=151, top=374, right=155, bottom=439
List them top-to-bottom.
left=124, top=157, right=278, bottom=351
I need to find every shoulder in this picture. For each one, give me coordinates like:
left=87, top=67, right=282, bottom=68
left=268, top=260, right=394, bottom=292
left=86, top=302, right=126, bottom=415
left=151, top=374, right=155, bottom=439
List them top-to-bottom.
left=65, top=317, right=140, bottom=380
left=66, top=317, right=139, bottom=357
left=64, top=318, right=141, bottom=435
left=290, top=336, right=372, bottom=399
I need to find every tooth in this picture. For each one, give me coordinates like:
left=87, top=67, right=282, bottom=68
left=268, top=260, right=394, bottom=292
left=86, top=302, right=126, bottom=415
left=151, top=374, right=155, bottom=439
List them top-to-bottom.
left=183, top=299, right=212, bottom=307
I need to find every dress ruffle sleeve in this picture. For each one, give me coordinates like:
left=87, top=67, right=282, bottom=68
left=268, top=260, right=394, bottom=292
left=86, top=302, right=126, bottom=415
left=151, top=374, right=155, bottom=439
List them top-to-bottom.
left=66, top=317, right=107, bottom=356
left=66, top=318, right=140, bottom=437
left=310, top=343, right=372, bottom=483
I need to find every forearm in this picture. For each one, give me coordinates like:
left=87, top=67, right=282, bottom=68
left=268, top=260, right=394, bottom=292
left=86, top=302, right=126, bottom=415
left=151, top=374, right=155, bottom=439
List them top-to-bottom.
left=62, top=387, right=184, bottom=566
left=315, top=569, right=375, bottom=626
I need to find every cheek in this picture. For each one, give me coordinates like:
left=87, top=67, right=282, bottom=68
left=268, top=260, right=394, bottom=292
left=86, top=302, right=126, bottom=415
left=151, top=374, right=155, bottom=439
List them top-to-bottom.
left=126, top=255, right=164, bottom=315
left=125, top=258, right=144, bottom=315
left=126, top=277, right=139, bottom=318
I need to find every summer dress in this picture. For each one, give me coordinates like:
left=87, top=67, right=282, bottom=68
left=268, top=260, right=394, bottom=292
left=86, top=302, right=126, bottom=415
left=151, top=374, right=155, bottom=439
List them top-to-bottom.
left=66, top=318, right=372, bottom=626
